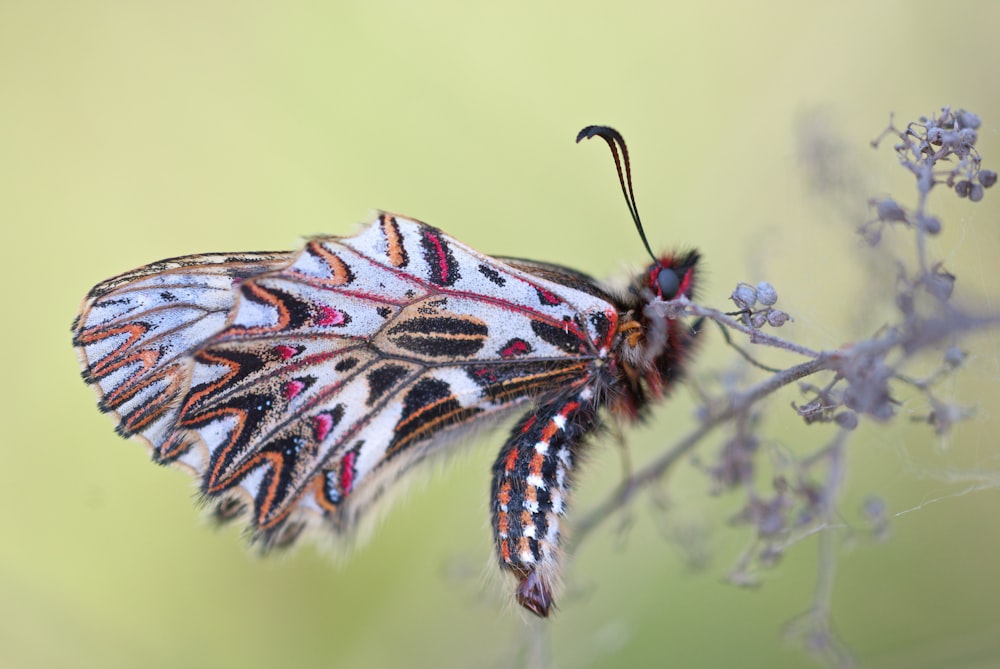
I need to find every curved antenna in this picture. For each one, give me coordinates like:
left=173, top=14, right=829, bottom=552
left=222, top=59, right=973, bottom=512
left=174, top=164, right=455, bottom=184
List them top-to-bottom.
left=576, top=125, right=656, bottom=262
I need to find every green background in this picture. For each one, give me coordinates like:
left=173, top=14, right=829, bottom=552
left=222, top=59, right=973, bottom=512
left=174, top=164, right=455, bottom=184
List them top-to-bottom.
left=4, top=2, right=1000, bottom=668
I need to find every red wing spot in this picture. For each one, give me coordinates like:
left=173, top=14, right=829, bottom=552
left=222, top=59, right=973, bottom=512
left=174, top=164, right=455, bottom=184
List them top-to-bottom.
left=423, top=231, right=449, bottom=284
left=535, top=286, right=563, bottom=306
left=316, top=305, right=346, bottom=326
left=500, top=338, right=532, bottom=359
left=274, top=344, right=298, bottom=360
left=473, top=367, right=498, bottom=383
left=283, top=379, right=306, bottom=401
left=313, top=413, right=334, bottom=441
left=520, top=415, right=537, bottom=434
left=339, top=451, right=357, bottom=495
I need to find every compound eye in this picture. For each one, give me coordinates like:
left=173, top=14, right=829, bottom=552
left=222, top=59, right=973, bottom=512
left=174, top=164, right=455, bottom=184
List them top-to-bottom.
left=656, top=267, right=681, bottom=299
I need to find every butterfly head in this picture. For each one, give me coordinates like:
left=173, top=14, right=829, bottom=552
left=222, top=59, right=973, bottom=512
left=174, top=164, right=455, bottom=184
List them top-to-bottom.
left=646, top=251, right=700, bottom=302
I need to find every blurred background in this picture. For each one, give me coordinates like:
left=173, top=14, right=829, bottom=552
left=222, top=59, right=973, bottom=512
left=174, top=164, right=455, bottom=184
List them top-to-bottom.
left=3, top=2, right=1000, bottom=667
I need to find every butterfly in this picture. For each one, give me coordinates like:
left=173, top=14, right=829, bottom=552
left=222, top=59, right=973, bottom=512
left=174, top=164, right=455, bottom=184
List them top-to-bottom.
left=72, top=126, right=700, bottom=617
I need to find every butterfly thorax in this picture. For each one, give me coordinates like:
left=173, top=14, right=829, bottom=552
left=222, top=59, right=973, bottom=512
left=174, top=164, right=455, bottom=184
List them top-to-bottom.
left=607, top=251, right=701, bottom=421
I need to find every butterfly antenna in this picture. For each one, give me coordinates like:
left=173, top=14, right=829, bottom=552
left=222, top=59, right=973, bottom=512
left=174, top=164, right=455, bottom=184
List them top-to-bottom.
left=576, top=125, right=656, bottom=263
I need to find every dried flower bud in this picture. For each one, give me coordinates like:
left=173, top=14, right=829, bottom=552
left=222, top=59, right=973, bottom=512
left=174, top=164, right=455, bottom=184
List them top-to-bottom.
left=956, top=109, right=981, bottom=129
left=958, top=128, right=978, bottom=147
left=940, top=130, right=960, bottom=150
left=917, top=168, right=933, bottom=193
left=979, top=170, right=997, bottom=188
left=955, top=180, right=971, bottom=198
left=969, top=183, right=985, bottom=202
left=874, top=198, right=906, bottom=222
left=917, top=214, right=941, bottom=235
left=861, top=225, right=882, bottom=246
left=925, top=266, right=955, bottom=301
left=756, top=282, right=778, bottom=306
left=731, top=283, right=757, bottom=310
left=896, top=290, right=914, bottom=315
left=766, top=309, right=789, bottom=327
left=750, top=311, right=768, bottom=329
left=944, top=347, right=967, bottom=367
left=842, top=360, right=894, bottom=421
left=834, top=411, right=858, bottom=430
left=711, top=436, right=758, bottom=490
left=862, top=495, right=887, bottom=521
left=757, top=504, right=786, bottom=538
left=758, top=545, right=784, bottom=567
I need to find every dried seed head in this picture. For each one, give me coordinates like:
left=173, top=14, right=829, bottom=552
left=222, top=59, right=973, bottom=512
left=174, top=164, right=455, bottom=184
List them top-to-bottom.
left=979, top=170, right=997, bottom=188
left=955, top=180, right=972, bottom=198
left=969, top=183, right=985, bottom=202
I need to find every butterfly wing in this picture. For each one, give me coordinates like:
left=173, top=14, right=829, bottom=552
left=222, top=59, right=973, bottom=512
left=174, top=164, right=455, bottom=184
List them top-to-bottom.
left=74, top=214, right=620, bottom=548
left=73, top=251, right=295, bottom=450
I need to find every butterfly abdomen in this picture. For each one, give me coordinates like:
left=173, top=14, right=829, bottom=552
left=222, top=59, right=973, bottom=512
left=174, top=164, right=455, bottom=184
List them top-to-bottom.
left=490, top=386, right=599, bottom=616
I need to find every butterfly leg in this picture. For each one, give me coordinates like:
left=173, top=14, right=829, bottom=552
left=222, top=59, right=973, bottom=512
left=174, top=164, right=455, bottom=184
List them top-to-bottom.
left=490, top=386, right=599, bottom=617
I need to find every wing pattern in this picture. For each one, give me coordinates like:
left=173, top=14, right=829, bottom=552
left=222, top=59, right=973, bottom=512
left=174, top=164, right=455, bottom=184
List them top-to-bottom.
left=74, top=214, right=619, bottom=547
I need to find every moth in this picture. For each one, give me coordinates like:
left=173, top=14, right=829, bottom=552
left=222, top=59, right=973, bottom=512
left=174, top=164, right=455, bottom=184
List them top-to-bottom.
left=72, top=126, right=700, bottom=617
